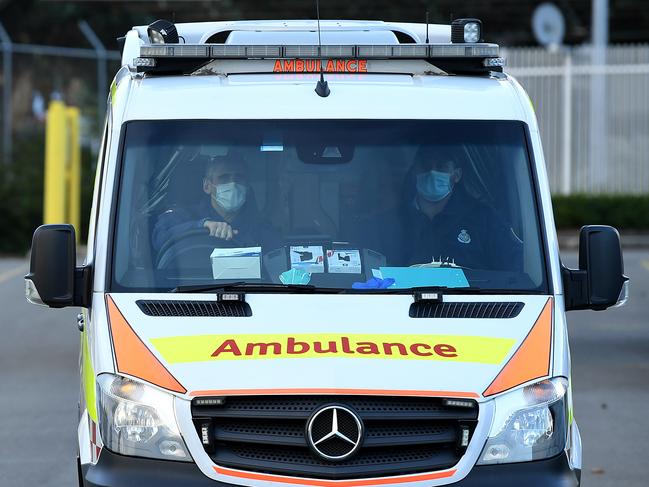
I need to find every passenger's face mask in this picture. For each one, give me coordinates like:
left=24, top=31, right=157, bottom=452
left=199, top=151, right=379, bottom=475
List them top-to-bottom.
left=416, top=169, right=453, bottom=203
left=213, top=182, right=247, bottom=212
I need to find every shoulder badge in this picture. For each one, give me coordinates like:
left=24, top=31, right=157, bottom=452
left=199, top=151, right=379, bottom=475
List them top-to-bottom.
left=457, top=229, right=471, bottom=244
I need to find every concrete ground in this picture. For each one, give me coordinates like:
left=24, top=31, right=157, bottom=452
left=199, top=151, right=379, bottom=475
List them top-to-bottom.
left=563, top=250, right=649, bottom=486
left=0, top=251, right=647, bottom=486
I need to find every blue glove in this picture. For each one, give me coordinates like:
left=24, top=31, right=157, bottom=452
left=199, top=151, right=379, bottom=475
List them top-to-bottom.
left=351, top=277, right=395, bottom=289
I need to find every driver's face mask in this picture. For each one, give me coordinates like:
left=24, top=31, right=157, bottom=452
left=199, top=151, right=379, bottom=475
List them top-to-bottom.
left=416, top=169, right=453, bottom=203
left=212, top=182, right=247, bottom=213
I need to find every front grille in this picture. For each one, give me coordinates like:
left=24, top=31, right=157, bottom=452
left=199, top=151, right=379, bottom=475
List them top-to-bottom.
left=136, top=299, right=251, bottom=317
left=409, top=301, right=524, bottom=319
left=192, top=396, right=478, bottom=479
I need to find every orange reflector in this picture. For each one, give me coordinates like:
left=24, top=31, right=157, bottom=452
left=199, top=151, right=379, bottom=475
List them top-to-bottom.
left=106, top=295, right=186, bottom=394
left=483, top=298, right=553, bottom=397
left=213, top=465, right=456, bottom=486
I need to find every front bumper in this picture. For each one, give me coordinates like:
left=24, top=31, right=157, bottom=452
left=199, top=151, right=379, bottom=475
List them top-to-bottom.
left=82, top=450, right=580, bottom=487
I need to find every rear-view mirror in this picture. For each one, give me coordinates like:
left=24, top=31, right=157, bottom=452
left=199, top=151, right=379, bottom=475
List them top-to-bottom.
left=25, top=224, right=90, bottom=308
left=563, top=225, right=628, bottom=311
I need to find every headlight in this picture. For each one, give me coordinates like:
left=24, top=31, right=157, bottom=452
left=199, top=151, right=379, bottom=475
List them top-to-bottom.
left=97, top=374, right=191, bottom=461
left=478, top=377, right=568, bottom=465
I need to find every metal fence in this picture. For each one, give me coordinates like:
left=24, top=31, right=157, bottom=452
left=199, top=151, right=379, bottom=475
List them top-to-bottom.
left=0, top=21, right=121, bottom=165
left=0, top=30, right=647, bottom=195
left=506, top=44, right=649, bottom=194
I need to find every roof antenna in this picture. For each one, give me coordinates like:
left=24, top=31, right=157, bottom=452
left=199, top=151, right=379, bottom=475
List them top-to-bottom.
left=314, top=0, right=330, bottom=97
left=425, top=10, right=430, bottom=44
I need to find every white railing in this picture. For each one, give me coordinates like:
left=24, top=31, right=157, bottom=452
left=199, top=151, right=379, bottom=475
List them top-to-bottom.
left=1, top=31, right=647, bottom=195
left=505, top=44, right=649, bottom=194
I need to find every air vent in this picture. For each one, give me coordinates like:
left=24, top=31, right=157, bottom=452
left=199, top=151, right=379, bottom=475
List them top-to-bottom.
left=205, top=30, right=233, bottom=43
left=391, top=30, right=417, bottom=43
left=137, top=300, right=251, bottom=317
left=409, top=301, right=524, bottom=319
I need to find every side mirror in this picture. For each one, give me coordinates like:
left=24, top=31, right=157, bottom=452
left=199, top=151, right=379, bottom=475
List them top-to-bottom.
left=24, top=224, right=90, bottom=308
left=562, top=225, right=629, bottom=311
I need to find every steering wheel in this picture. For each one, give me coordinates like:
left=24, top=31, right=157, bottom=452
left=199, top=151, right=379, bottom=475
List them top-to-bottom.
left=156, top=227, right=244, bottom=270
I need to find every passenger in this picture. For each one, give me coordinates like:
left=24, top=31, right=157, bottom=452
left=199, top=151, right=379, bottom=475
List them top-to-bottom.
left=364, top=146, right=523, bottom=270
left=152, top=154, right=280, bottom=253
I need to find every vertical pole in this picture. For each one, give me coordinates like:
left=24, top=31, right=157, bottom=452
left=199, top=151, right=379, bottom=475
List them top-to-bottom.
left=589, top=0, right=609, bottom=191
left=78, top=20, right=107, bottom=127
left=0, top=22, right=13, bottom=165
left=561, top=51, right=573, bottom=195
left=44, top=100, right=67, bottom=224
left=66, top=106, right=81, bottom=242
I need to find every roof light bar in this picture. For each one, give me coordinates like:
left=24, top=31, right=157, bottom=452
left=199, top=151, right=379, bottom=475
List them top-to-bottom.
left=132, top=42, right=503, bottom=75
left=137, top=43, right=499, bottom=61
left=356, top=44, right=429, bottom=58
left=141, top=45, right=210, bottom=57
left=210, top=45, right=282, bottom=58
left=284, top=45, right=355, bottom=58
left=428, top=45, right=498, bottom=57
left=465, top=45, right=499, bottom=57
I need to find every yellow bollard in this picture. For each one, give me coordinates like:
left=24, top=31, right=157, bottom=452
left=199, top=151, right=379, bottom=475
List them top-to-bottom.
left=43, top=100, right=68, bottom=224
left=66, top=107, right=81, bottom=243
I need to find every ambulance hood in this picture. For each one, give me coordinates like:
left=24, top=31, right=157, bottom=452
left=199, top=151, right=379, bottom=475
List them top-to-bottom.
left=106, top=293, right=553, bottom=400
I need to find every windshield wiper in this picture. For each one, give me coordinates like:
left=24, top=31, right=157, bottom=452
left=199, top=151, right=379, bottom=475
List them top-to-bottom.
left=171, top=282, right=345, bottom=294
left=172, top=283, right=539, bottom=295
left=406, top=286, right=538, bottom=295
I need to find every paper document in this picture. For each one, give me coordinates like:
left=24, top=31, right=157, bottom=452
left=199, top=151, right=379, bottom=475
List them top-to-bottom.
left=290, top=246, right=325, bottom=273
left=327, top=249, right=362, bottom=274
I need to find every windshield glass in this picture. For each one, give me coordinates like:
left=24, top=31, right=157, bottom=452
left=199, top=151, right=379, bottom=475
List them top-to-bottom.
left=111, top=120, right=547, bottom=293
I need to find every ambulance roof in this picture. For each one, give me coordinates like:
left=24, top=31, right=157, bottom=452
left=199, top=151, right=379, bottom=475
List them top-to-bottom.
left=118, top=73, right=528, bottom=123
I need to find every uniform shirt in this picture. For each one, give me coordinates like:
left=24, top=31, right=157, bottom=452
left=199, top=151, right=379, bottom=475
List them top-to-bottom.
left=363, top=185, right=523, bottom=271
left=152, top=198, right=281, bottom=252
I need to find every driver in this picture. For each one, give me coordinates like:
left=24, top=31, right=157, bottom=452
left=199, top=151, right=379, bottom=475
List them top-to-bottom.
left=364, top=145, right=523, bottom=270
left=152, top=154, right=280, bottom=252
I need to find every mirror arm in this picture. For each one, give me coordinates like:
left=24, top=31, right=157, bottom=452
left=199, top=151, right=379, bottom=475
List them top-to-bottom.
left=73, top=265, right=92, bottom=308
left=562, top=265, right=589, bottom=311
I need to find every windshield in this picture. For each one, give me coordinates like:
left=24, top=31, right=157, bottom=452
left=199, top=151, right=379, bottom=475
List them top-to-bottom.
left=111, top=120, right=547, bottom=293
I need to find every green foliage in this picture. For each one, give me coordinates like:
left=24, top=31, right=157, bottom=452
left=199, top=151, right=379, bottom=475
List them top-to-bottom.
left=0, top=134, right=94, bottom=254
left=0, top=135, right=45, bottom=254
left=1, top=150, right=647, bottom=255
left=552, top=194, right=649, bottom=230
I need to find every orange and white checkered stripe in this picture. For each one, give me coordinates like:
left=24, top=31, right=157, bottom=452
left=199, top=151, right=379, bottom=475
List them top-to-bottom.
left=89, top=419, right=103, bottom=463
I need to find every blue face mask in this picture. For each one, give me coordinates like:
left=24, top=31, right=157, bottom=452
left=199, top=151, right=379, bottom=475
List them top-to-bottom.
left=416, top=169, right=453, bottom=202
left=213, top=182, right=247, bottom=212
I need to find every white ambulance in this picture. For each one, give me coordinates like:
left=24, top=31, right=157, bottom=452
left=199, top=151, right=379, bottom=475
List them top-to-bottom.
left=26, top=18, right=628, bottom=487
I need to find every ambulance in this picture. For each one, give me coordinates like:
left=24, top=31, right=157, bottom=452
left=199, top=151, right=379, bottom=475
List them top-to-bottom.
left=25, top=18, right=628, bottom=487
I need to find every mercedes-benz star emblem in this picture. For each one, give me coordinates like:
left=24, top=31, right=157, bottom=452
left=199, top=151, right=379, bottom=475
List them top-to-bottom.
left=306, top=405, right=364, bottom=461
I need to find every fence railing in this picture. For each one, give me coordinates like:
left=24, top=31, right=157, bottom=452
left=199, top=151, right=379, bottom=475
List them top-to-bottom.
left=0, top=21, right=120, bottom=165
left=0, top=32, right=647, bottom=195
left=506, top=44, right=649, bottom=195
